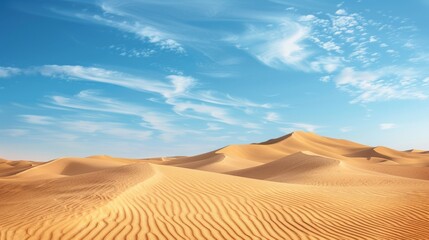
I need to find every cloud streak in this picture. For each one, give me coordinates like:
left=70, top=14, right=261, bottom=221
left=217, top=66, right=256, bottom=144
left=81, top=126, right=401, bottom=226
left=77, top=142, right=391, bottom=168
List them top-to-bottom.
left=42, top=0, right=429, bottom=105
left=75, top=12, right=185, bottom=53
left=228, top=19, right=312, bottom=71
left=1, top=64, right=269, bottom=130
left=38, top=65, right=268, bottom=110
left=39, top=65, right=186, bottom=98
left=0, top=67, right=22, bottom=78
left=335, top=67, right=427, bottom=103
left=49, top=90, right=184, bottom=140
left=17, top=114, right=153, bottom=141
left=20, top=115, right=54, bottom=125
left=61, top=120, right=152, bottom=141
left=280, top=122, right=322, bottom=133
left=379, top=123, right=396, bottom=130
left=0, top=129, right=28, bottom=137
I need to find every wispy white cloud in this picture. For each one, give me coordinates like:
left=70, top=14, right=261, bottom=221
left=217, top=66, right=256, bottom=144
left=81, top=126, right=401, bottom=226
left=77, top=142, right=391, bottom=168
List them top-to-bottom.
left=50, top=0, right=240, bottom=60
left=42, top=1, right=429, bottom=106
left=290, top=5, right=429, bottom=103
left=335, top=9, right=347, bottom=15
left=299, top=10, right=384, bottom=68
left=77, top=13, right=185, bottom=53
left=230, top=19, right=311, bottom=70
left=321, top=41, right=341, bottom=52
left=108, top=45, right=155, bottom=58
left=310, top=56, right=342, bottom=73
left=2, top=64, right=273, bottom=134
left=38, top=65, right=269, bottom=111
left=38, top=65, right=270, bottom=127
left=39, top=65, right=185, bottom=98
left=0, top=67, right=22, bottom=78
left=335, top=67, right=427, bottom=103
left=199, top=71, right=235, bottom=79
left=165, top=75, right=196, bottom=98
left=320, top=76, right=331, bottom=82
left=46, top=90, right=266, bottom=142
left=49, top=90, right=183, bottom=140
left=193, top=91, right=271, bottom=109
left=166, top=98, right=238, bottom=125
left=139, top=112, right=185, bottom=141
left=262, top=112, right=321, bottom=132
left=265, top=112, right=280, bottom=122
left=17, top=115, right=153, bottom=141
left=20, top=115, right=54, bottom=125
left=61, top=120, right=102, bottom=133
left=62, top=120, right=152, bottom=141
left=280, top=122, right=322, bottom=132
left=289, top=122, right=321, bottom=132
left=206, top=123, right=223, bottom=131
left=242, top=123, right=261, bottom=129
left=379, top=123, right=396, bottom=130
left=340, top=126, right=352, bottom=132
left=102, top=127, right=152, bottom=141
left=0, top=129, right=28, bottom=137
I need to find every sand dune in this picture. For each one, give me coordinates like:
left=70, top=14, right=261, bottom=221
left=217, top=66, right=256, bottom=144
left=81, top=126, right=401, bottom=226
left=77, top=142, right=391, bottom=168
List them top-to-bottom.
left=1, top=131, right=429, bottom=239
left=164, top=131, right=429, bottom=180
left=405, top=149, right=429, bottom=154
left=227, top=151, right=340, bottom=181
left=161, top=152, right=262, bottom=173
left=12, top=156, right=134, bottom=179
left=0, top=158, right=41, bottom=177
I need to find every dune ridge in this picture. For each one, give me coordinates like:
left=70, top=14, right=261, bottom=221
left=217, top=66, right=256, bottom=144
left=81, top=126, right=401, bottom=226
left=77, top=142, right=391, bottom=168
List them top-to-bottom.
left=1, top=131, right=429, bottom=239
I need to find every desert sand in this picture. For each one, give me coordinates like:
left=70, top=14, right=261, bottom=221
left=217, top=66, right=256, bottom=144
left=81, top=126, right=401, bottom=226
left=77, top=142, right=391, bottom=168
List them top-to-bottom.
left=1, top=131, right=428, bottom=239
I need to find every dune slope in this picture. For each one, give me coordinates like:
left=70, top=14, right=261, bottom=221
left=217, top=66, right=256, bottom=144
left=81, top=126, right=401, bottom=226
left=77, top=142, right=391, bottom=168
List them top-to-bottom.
left=1, top=131, right=429, bottom=239
left=160, top=131, right=429, bottom=181
left=1, top=161, right=428, bottom=240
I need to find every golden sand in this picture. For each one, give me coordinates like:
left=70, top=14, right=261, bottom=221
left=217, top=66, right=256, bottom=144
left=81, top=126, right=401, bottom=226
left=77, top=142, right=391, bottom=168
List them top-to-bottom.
left=1, top=131, right=428, bottom=239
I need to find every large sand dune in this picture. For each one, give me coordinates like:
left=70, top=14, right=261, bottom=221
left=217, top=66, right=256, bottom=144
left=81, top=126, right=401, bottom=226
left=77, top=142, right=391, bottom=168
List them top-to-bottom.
left=1, top=131, right=429, bottom=239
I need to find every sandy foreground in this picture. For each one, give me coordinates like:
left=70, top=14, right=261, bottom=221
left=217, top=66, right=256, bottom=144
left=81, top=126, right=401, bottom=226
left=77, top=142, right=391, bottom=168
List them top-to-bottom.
left=1, top=131, right=428, bottom=240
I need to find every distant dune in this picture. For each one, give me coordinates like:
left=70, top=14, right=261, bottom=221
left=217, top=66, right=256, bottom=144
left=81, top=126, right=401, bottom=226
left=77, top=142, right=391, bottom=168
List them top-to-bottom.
left=1, top=131, right=428, bottom=239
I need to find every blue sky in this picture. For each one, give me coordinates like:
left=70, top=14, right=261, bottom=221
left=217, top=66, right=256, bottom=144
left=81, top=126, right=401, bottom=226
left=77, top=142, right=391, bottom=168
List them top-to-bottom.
left=1, top=0, right=429, bottom=160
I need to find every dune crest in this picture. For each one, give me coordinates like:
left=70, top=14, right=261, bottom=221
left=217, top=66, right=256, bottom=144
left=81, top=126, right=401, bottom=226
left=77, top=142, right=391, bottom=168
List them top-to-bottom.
left=1, top=131, right=429, bottom=239
left=161, top=131, right=429, bottom=181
